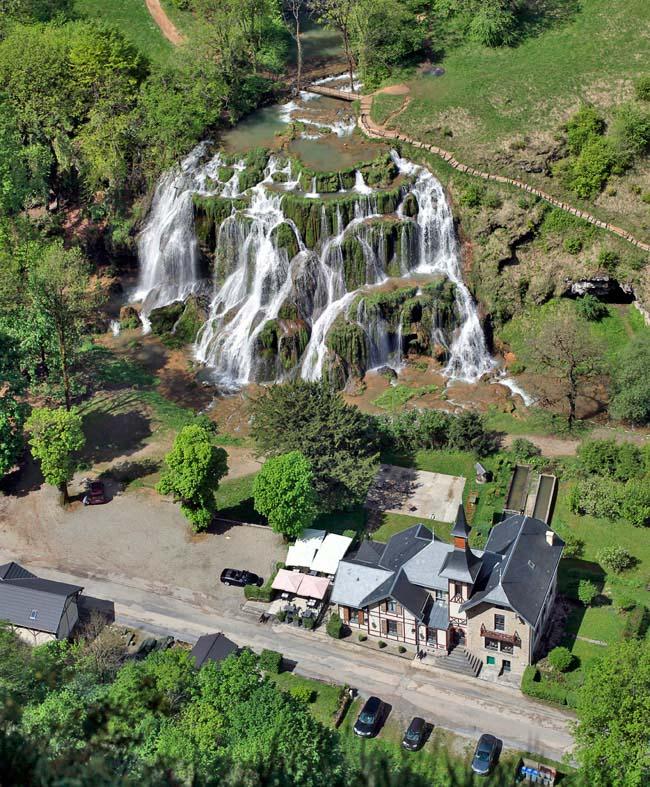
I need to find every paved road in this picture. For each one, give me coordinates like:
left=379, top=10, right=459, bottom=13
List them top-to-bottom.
left=2, top=552, right=575, bottom=762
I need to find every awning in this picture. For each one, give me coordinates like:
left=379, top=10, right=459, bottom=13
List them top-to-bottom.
left=285, top=529, right=326, bottom=568
left=309, top=533, right=353, bottom=575
left=271, top=569, right=305, bottom=594
left=296, top=574, right=330, bottom=601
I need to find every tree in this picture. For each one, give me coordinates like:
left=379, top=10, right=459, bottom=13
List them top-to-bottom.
left=283, top=0, right=306, bottom=93
left=311, top=0, right=360, bottom=91
left=28, top=242, right=96, bottom=410
left=527, top=304, right=604, bottom=428
left=610, top=334, right=650, bottom=425
left=249, top=381, right=379, bottom=511
left=0, top=394, right=27, bottom=477
left=25, top=406, right=84, bottom=503
left=447, top=411, right=495, bottom=456
left=157, top=424, right=228, bottom=531
left=253, top=451, right=316, bottom=540
left=597, top=546, right=635, bottom=574
left=577, top=579, right=598, bottom=606
left=573, top=639, right=650, bottom=786
left=547, top=646, right=574, bottom=673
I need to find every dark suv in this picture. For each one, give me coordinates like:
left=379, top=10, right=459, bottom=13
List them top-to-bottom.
left=220, top=568, right=263, bottom=588
left=353, top=696, right=383, bottom=738
left=402, top=717, right=426, bottom=751
left=471, top=733, right=499, bottom=775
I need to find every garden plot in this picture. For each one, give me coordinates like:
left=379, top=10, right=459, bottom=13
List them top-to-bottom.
left=366, top=464, right=465, bottom=524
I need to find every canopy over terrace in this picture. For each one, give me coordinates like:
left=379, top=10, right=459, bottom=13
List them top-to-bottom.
left=285, top=529, right=326, bottom=569
left=310, top=533, right=353, bottom=575
left=271, top=570, right=330, bottom=601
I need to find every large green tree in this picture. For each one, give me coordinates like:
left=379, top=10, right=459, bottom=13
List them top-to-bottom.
left=610, top=334, right=650, bottom=425
left=250, top=380, right=379, bottom=511
left=25, top=406, right=84, bottom=503
left=157, top=424, right=228, bottom=531
left=253, top=451, right=316, bottom=539
left=573, top=639, right=650, bottom=786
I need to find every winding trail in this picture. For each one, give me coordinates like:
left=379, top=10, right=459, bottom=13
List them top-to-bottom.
left=145, top=0, right=185, bottom=45
left=358, top=92, right=650, bottom=254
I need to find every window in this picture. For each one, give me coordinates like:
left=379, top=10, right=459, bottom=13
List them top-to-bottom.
left=435, top=590, right=446, bottom=601
left=386, top=600, right=397, bottom=614
left=29, top=609, right=38, bottom=621
left=494, top=614, right=505, bottom=631
left=386, top=620, right=398, bottom=636
left=485, top=638, right=498, bottom=651
left=500, top=641, right=513, bottom=654
left=486, top=655, right=496, bottom=666
left=502, top=659, right=511, bottom=673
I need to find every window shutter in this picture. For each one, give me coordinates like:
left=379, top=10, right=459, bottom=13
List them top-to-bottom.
left=395, top=604, right=403, bottom=616
left=342, top=607, right=350, bottom=623
left=357, top=610, right=364, bottom=625
left=381, top=619, right=388, bottom=635
left=397, top=622, right=404, bottom=639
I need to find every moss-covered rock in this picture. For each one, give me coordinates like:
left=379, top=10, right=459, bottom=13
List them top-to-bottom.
left=401, top=192, right=418, bottom=218
left=193, top=194, right=249, bottom=255
left=271, top=222, right=300, bottom=261
left=342, top=235, right=366, bottom=290
left=174, top=295, right=206, bottom=344
left=148, top=301, right=184, bottom=335
left=326, top=315, right=368, bottom=378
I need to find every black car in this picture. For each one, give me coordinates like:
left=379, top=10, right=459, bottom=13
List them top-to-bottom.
left=220, top=568, right=263, bottom=587
left=353, top=696, right=383, bottom=738
left=402, top=717, right=426, bottom=751
left=471, top=733, right=499, bottom=776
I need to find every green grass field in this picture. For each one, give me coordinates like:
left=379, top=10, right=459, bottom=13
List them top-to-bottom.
left=74, top=0, right=174, bottom=63
left=390, top=0, right=650, bottom=236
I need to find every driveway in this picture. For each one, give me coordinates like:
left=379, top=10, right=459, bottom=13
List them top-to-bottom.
left=0, top=552, right=575, bottom=764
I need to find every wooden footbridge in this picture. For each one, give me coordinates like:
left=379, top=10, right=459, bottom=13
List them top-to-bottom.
left=306, top=83, right=359, bottom=101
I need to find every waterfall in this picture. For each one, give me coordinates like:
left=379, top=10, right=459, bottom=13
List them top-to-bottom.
left=133, top=144, right=212, bottom=326
left=135, top=145, right=494, bottom=386
left=391, top=151, right=493, bottom=383
left=110, top=320, right=121, bottom=337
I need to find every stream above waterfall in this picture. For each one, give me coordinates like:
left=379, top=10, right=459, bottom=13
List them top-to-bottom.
left=131, top=81, right=508, bottom=397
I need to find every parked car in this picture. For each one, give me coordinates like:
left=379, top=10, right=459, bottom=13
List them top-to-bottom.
left=83, top=480, right=107, bottom=505
left=220, top=568, right=263, bottom=587
left=353, top=696, right=383, bottom=738
left=402, top=716, right=426, bottom=751
left=471, top=733, right=499, bottom=775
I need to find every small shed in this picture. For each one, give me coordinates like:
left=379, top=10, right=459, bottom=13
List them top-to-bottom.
left=475, top=462, right=492, bottom=484
left=191, top=633, right=238, bottom=669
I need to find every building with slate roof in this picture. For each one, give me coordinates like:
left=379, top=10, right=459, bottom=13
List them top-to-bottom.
left=330, top=506, right=563, bottom=676
left=0, top=562, right=83, bottom=645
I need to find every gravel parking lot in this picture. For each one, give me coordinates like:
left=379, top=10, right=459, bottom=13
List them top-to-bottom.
left=0, top=476, right=284, bottom=616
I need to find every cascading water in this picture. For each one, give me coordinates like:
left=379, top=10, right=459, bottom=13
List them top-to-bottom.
left=134, top=144, right=494, bottom=386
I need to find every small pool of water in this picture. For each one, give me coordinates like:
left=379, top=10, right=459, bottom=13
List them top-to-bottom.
left=288, top=135, right=384, bottom=171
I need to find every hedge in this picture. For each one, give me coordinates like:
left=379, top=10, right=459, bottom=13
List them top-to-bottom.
left=244, top=561, right=285, bottom=601
left=622, top=605, right=650, bottom=640
left=327, top=613, right=344, bottom=639
left=259, top=649, right=283, bottom=674
left=521, top=666, right=576, bottom=707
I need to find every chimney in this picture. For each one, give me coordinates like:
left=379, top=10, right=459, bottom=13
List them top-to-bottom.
left=545, top=530, right=555, bottom=546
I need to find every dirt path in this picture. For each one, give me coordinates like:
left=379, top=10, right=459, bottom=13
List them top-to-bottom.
left=145, top=0, right=185, bottom=45
left=360, top=89, right=650, bottom=253
left=501, top=434, right=580, bottom=458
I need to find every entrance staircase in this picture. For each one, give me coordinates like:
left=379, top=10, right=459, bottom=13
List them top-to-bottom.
left=434, top=646, right=482, bottom=678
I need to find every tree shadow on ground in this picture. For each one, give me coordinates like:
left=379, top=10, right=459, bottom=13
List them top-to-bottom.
left=81, top=410, right=152, bottom=464
left=0, top=452, right=44, bottom=498
left=99, top=458, right=161, bottom=486
left=365, top=465, right=419, bottom=514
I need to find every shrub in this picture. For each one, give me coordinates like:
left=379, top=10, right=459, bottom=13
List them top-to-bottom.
left=469, top=1, right=518, bottom=47
left=634, top=76, right=650, bottom=101
left=611, top=103, right=650, bottom=161
left=566, top=106, right=606, bottom=154
left=561, top=137, right=622, bottom=198
left=459, top=183, right=484, bottom=208
left=484, top=192, right=503, bottom=209
left=563, top=236, right=583, bottom=254
left=597, top=249, right=620, bottom=273
left=575, top=294, right=608, bottom=322
left=610, top=334, right=650, bottom=425
left=510, top=438, right=541, bottom=461
left=571, top=477, right=623, bottom=520
left=621, top=479, right=650, bottom=527
left=560, top=531, right=584, bottom=559
left=597, top=546, right=634, bottom=574
left=578, top=579, right=598, bottom=606
left=615, top=593, right=637, bottom=613
left=622, top=605, right=650, bottom=640
left=275, top=610, right=286, bottom=623
left=326, top=613, right=344, bottom=639
left=302, top=615, right=315, bottom=630
left=358, top=633, right=367, bottom=642
left=378, top=640, right=387, bottom=649
left=398, top=645, right=407, bottom=654
left=548, top=646, right=575, bottom=673
left=258, top=649, right=283, bottom=674
left=521, top=666, right=570, bottom=706
left=290, top=685, right=315, bottom=703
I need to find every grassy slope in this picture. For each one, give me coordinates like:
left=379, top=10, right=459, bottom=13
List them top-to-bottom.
left=73, top=0, right=174, bottom=64
left=392, top=0, right=650, bottom=236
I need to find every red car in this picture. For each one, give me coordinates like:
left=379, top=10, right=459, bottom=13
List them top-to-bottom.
left=83, top=481, right=107, bottom=505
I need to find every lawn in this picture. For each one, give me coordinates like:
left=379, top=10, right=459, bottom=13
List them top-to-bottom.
left=74, top=0, right=174, bottom=64
left=390, top=0, right=650, bottom=235
left=370, top=93, right=406, bottom=126
left=372, top=383, right=439, bottom=411
left=215, top=473, right=260, bottom=523
left=270, top=671, right=342, bottom=728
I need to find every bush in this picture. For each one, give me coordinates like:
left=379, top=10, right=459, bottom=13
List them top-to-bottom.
left=469, top=1, right=518, bottom=47
left=634, top=76, right=650, bottom=101
left=611, top=103, right=650, bottom=161
left=566, top=105, right=606, bottom=154
left=560, top=137, right=622, bottom=198
left=459, top=183, right=484, bottom=208
left=484, top=192, right=502, bottom=209
left=563, top=236, right=583, bottom=254
left=597, top=249, right=620, bottom=273
left=575, top=294, right=608, bottom=322
left=610, top=334, right=650, bottom=425
left=447, top=411, right=496, bottom=456
left=510, top=438, right=541, bottom=461
left=570, top=477, right=623, bottom=520
left=621, top=479, right=650, bottom=527
left=560, top=531, right=584, bottom=559
left=597, top=546, right=635, bottom=574
left=578, top=579, right=598, bottom=606
left=615, top=593, right=637, bottom=613
left=622, top=605, right=650, bottom=640
left=275, top=610, right=286, bottom=623
left=326, top=613, right=344, bottom=639
left=302, top=615, right=315, bottom=630
left=358, top=633, right=367, bottom=642
left=378, top=640, right=387, bottom=649
left=398, top=645, right=407, bottom=654
left=548, top=646, right=575, bottom=673
left=258, top=649, right=283, bottom=674
left=521, top=666, right=571, bottom=706
left=290, top=685, right=315, bottom=703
